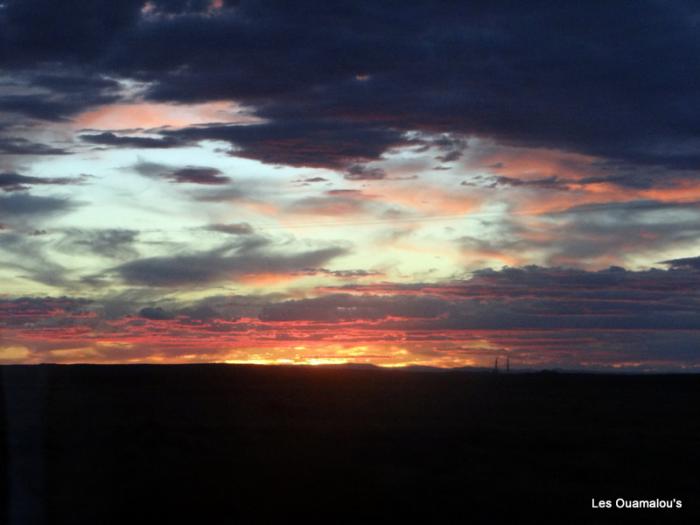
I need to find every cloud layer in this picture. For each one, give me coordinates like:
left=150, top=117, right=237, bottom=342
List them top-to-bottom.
left=2, top=2, right=700, bottom=368
left=3, top=264, right=700, bottom=370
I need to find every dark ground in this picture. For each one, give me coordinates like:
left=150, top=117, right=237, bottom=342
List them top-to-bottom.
left=1, top=365, right=698, bottom=524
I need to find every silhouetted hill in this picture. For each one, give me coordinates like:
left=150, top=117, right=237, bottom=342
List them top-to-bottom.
left=2, top=364, right=698, bottom=524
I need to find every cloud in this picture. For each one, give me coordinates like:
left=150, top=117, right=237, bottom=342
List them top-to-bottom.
left=137, top=0, right=220, bottom=17
left=0, top=1, right=141, bottom=62
left=3, top=2, right=700, bottom=370
left=107, top=2, right=700, bottom=173
left=2, top=3, right=700, bottom=174
left=0, top=71, right=122, bottom=121
left=29, top=71, right=121, bottom=94
left=0, top=94, right=118, bottom=121
left=163, top=120, right=410, bottom=169
left=80, top=132, right=182, bottom=148
left=0, top=137, right=69, bottom=155
left=130, top=160, right=230, bottom=184
left=344, top=164, right=386, bottom=181
left=165, top=167, right=229, bottom=184
left=0, top=172, right=89, bottom=192
left=493, top=175, right=570, bottom=191
left=294, top=177, right=328, bottom=184
left=190, top=186, right=247, bottom=202
left=286, top=191, right=377, bottom=216
left=0, top=193, right=79, bottom=221
left=450, top=199, right=700, bottom=269
left=540, top=200, right=700, bottom=265
left=205, top=222, right=254, bottom=235
left=56, top=229, right=139, bottom=259
left=0, top=232, right=70, bottom=287
left=113, top=241, right=348, bottom=286
left=661, top=255, right=700, bottom=270
left=3, top=263, right=700, bottom=368
left=306, top=264, right=700, bottom=331
left=294, top=267, right=384, bottom=279
left=259, top=293, right=448, bottom=322
left=0, top=296, right=93, bottom=323
left=139, top=306, right=175, bottom=320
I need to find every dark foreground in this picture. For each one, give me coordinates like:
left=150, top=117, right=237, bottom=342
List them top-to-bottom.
left=1, top=365, right=699, bottom=524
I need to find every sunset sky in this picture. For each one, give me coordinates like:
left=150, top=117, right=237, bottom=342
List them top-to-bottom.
left=2, top=1, right=700, bottom=370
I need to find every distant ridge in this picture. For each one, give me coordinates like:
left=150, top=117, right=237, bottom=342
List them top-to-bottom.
left=1, top=362, right=696, bottom=375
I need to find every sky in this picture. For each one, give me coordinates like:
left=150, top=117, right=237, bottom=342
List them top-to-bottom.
left=1, top=1, right=700, bottom=370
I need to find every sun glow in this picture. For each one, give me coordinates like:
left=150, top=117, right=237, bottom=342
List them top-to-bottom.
left=219, top=343, right=486, bottom=368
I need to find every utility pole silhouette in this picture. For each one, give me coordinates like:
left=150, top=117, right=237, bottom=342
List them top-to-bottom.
left=506, top=356, right=510, bottom=373
left=493, top=357, right=499, bottom=374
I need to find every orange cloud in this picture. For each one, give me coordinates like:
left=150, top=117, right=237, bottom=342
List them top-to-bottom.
left=76, top=101, right=257, bottom=130
left=475, top=145, right=598, bottom=181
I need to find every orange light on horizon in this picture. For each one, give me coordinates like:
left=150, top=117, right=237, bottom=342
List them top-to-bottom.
left=76, top=101, right=257, bottom=130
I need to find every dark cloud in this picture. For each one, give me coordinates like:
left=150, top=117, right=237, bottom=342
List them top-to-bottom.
left=145, top=0, right=214, bottom=15
left=0, top=1, right=143, bottom=66
left=1, top=2, right=700, bottom=174
left=115, top=2, right=700, bottom=173
left=0, top=69, right=122, bottom=121
left=29, top=72, right=121, bottom=94
left=0, top=93, right=119, bottom=121
left=163, top=121, right=410, bottom=169
left=80, top=132, right=182, bottom=149
left=424, top=134, right=467, bottom=163
left=0, top=137, right=69, bottom=155
left=435, top=150, right=461, bottom=163
left=131, top=159, right=171, bottom=177
left=130, top=160, right=230, bottom=184
left=344, top=164, right=386, bottom=181
left=574, top=166, right=683, bottom=190
left=166, top=167, right=229, bottom=185
left=467, top=170, right=689, bottom=191
left=0, top=172, right=88, bottom=192
left=459, top=173, right=573, bottom=190
left=494, top=175, right=570, bottom=191
left=295, top=177, right=328, bottom=184
left=190, top=186, right=247, bottom=202
left=326, top=189, right=363, bottom=196
left=0, top=193, right=78, bottom=221
left=550, top=199, right=700, bottom=218
left=455, top=200, right=700, bottom=268
left=544, top=200, right=700, bottom=265
left=0, top=202, right=84, bottom=287
left=205, top=222, right=254, bottom=235
left=3, top=228, right=139, bottom=290
left=56, top=229, right=139, bottom=259
left=0, top=232, right=70, bottom=287
left=113, top=242, right=348, bottom=287
left=661, top=255, right=700, bottom=270
left=4, top=263, right=700, bottom=368
left=298, top=264, right=700, bottom=331
left=295, top=267, right=384, bottom=279
left=132, top=293, right=283, bottom=323
left=260, top=293, right=448, bottom=322
left=0, top=296, right=93, bottom=325
left=139, top=306, right=175, bottom=320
